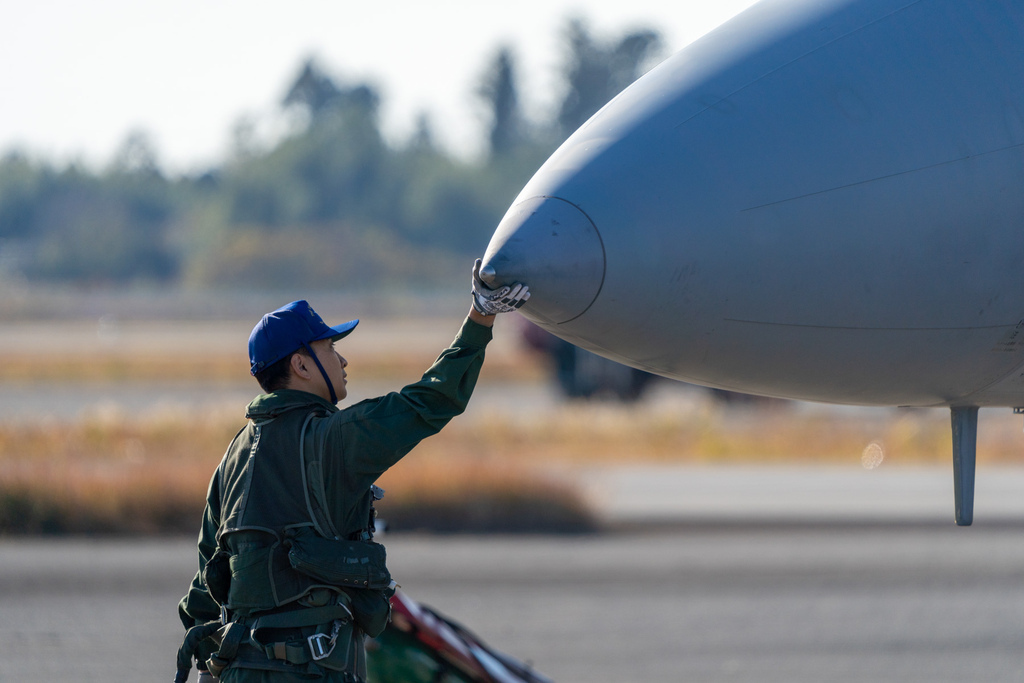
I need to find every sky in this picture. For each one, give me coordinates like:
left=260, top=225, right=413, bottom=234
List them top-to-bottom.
left=1, top=0, right=760, bottom=174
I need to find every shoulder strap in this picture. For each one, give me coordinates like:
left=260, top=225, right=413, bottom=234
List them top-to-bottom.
left=299, top=411, right=341, bottom=539
left=228, top=422, right=263, bottom=540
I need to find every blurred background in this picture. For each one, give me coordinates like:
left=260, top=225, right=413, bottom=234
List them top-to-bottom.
left=0, top=0, right=781, bottom=534
left=2, top=0, right=1023, bottom=535
left=0, top=1, right=757, bottom=295
left=3, top=3, right=1024, bottom=681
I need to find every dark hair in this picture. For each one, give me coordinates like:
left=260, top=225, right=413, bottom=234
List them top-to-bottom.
left=254, top=347, right=310, bottom=393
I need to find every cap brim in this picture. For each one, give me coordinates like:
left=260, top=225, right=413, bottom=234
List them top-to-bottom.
left=316, top=318, right=359, bottom=342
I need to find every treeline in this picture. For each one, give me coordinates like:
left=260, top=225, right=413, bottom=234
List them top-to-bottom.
left=0, top=20, right=662, bottom=290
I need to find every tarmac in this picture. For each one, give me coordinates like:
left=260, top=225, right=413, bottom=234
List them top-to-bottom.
left=573, top=463, right=1024, bottom=527
left=3, top=464, right=1024, bottom=682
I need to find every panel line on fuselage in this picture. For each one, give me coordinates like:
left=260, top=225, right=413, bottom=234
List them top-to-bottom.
left=671, top=0, right=923, bottom=132
left=740, top=141, right=1024, bottom=212
left=722, top=318, right=1019, bottom=332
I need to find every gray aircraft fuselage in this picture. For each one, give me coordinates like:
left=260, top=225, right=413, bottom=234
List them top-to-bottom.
left=482, top=0, right=1024, bottom=410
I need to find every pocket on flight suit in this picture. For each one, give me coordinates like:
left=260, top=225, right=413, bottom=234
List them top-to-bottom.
left=227, top=545, right=274, bottom=612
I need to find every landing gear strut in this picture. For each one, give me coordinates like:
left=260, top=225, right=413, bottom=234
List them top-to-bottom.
left=950, top=406, right=978, bottom=526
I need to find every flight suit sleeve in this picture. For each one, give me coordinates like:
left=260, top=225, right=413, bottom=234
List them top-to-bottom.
left=325, top=316, right=493, bottom=498
left=178, top=465, right=224, bottom=630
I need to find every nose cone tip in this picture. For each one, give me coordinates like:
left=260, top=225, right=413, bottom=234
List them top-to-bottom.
left=482, top=196, right=605, bottom=324
left=478, top=264, right=497, bottom=286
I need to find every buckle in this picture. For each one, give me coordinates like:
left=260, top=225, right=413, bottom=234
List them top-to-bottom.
left=307, top=618, right=344, bottom=661
left=307, top=632, right=336, bottom=661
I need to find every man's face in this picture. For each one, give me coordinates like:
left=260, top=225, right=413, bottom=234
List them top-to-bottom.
left=310, top=338, right=348, bottom=402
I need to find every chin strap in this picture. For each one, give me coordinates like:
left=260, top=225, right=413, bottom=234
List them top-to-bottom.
left=302, top=342, right=338, bottom=404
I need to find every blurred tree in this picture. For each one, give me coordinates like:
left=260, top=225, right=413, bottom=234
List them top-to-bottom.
left=0, top=19, right=664, bottom=290
left=556, top=19, right=663, bottom=138
left=477, top=47, right=525, bottom=159
left=283, top=57, right=380, bottom=129
left=224, top=58, right=390, bottom=229
left=282, top=58, right=345, bottom=122
left=407, top=113, right=438, bottom=154
left=229, top=115, right=261, bottom=163
left=111, top=130, right=161, bottom=177
left=0, top=151, right=180, bottom=284
left=0, top=152, right=45, bottom=240
left=25, top=167, right=178, bottom=283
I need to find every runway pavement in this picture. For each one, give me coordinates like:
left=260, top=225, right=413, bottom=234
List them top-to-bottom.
left=572, top=464, right=1024, bottom=527
left=3, top=468, right=1024, bottom=683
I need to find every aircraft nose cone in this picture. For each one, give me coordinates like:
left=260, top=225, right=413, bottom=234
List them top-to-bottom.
left=481, top=196, right=605, bottom=324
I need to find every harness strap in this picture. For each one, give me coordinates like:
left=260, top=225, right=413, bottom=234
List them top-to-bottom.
left=298, top=411, right=340, bottom=539
left=249, top=603, right=352, bottom=633
left=201, top=604, right=355, bottom=677
left=257, top=606, right=356, bottom=674
left=205, top=621, right=248, bottom=677
left=217, top=621, right=249, bottom=660
left=267, top=640, right=313, bottom=665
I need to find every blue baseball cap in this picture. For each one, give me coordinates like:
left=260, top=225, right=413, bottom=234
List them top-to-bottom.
left=249, top=300, right=358, bottom=375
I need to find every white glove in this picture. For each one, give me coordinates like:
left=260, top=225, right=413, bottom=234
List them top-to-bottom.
left=471, top=259, right=530, bottom=315
left=197, top=671, right=219, bottom=682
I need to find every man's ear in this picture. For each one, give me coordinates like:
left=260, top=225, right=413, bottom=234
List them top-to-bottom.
left=289, top=351, right=313, bottom=380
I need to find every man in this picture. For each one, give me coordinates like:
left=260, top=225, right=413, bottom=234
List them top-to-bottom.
left=177, top=261, right=529, bottom=682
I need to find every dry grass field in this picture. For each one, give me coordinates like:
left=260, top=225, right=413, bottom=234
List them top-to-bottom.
left=1, top=315, right=1021, bottom=535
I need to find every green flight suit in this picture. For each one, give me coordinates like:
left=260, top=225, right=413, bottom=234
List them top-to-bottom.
left=178, top=317, right=492, bottom=681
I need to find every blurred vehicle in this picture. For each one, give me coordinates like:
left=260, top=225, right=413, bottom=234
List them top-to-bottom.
left=520, top=319, right=654, bottom=401
left=520, top=319, right=778, bottom=405
left=366, top=590, right=552, bottom=683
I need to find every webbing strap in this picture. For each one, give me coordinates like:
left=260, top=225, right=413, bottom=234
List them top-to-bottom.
left=298, top=411, right=340, bottom=539
left=250, top=604, right=352, bottom=634
left=254, top=605, right=353, bottom=669
left=205, top=621, right=250, bottom=677
left=216, top=621, right=249, bottom=661
left=267, top=641, right=312, bottom=665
